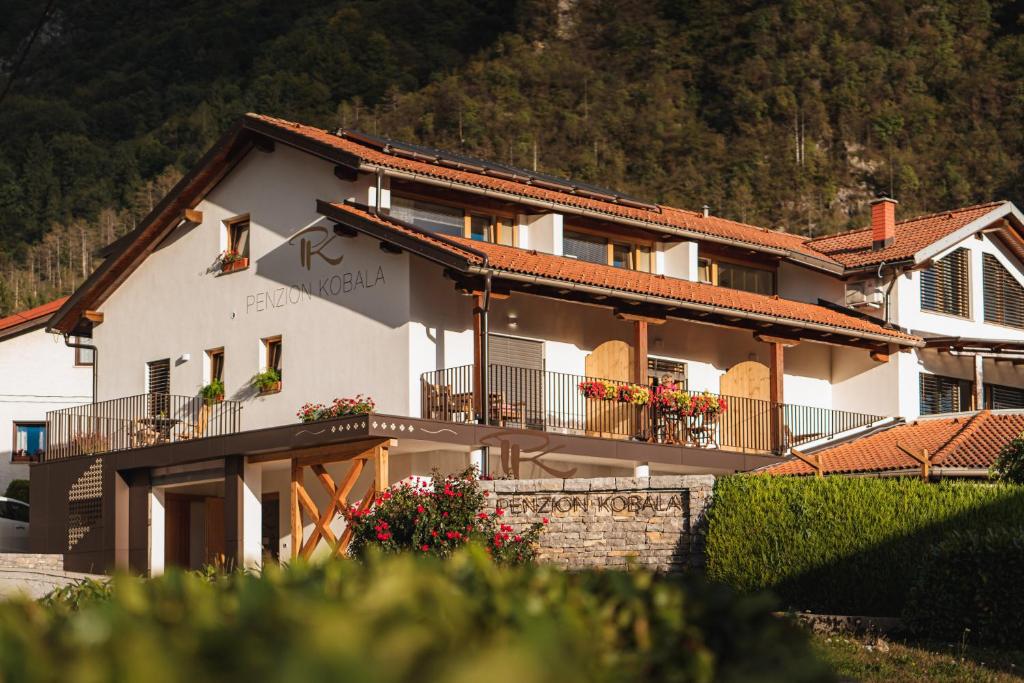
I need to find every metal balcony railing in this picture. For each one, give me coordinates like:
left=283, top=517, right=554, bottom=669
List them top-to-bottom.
left=421, top=364, right=884, bottom=455
left=45, top=393, right=242, bottom=460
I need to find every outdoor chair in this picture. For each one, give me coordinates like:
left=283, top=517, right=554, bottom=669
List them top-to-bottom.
left=178, top=403, right=211, bottom=441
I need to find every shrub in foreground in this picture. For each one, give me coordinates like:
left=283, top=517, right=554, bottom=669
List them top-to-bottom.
left=346, top=467, right=544, bottom=564
left=705, top=475, right=1024, bottom=616
left=904, top=526, right=1024, bottom=647
left=0, top=550, right=833, bottom=683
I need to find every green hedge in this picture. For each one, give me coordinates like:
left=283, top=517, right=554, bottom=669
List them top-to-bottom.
left=705, top=476, right=1024, bottom=617
left=4, top=479, right=28, bottom=503
left=905, top=526, right=1024, bottom=647
left=0, top=549, right=834, bottom=683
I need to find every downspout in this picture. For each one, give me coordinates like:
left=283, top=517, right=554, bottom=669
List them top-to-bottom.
left=373, top=169, right=384, bottom=215
left=876, top=261, right=900, bottom=326
left=63, top=334, right=97, bottom=402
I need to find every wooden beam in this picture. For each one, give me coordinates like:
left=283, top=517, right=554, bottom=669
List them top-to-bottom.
left=252, top=136, right=275, bottom=153
left=334, top=164, right=359, bottom=182
left=183, top=208, right=203, bottom=224
left=332, top=223, right=358, bottom=238
left=83, top=310, right=104, bottom=324
left=615, top=311, right=667, bottom=325
left=633, top=319, right=649, bottom=384
left=754, top=333, right=800, bottom=347
left=769, top=341, right=784, bottom=453
left=870, top=349, right=890, bottom=363
left=248, top=438, right=392, bottom=466
left=896, top=442, right=930, bottom=480
left=374, top=444, right=389, bottom=493
left=790, top=448, right=823, bottom=478
left=290, top=460, right=301, bottom=561
left=335, top=484, right=375, bottom=557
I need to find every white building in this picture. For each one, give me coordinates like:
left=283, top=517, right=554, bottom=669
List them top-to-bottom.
left=27, top=114, right=1024, bottom=574
left=0, top=298, right=92, bottom=492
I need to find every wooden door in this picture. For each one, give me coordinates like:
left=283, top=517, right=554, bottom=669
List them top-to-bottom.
left=584, top=340, right=633, bottom=438
left=719, top=361, right=771, bottom=453
left=164, top=494, right=191, bottom=568
left=204, top=497, right=226, bottom=566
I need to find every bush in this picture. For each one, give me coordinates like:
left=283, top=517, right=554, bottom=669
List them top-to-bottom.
left=991, top=434, right=1024, bottom=484
left=346, top=468, right=544, bottom=564
left=705, top=475, right=1024, bottom=616
left=4, top=479, right=28, bottom=503
left=904, top=526, right=1024, bottom=647
left=0, top=550, right=833, bottom=682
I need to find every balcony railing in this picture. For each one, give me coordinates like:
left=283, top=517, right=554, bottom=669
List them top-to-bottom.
left=421, top=364, right=884, bottom=455
left=46, top=393, right=242, bottom=460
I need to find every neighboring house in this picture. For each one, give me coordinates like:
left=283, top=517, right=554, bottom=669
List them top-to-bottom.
left=25, top=114, right=1024, bottom=574
left=810, top=200, right=1024, bottom=419
left=0, top=298, right=93, bottom=492
left=761, top=410, right=1024, bottom=478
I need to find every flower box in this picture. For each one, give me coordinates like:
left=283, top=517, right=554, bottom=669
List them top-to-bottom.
left=220, top=257, right=249, bottom=274
left=259, top=381, right=281, bottom=395
left=297, top=395, right=376, bottom=423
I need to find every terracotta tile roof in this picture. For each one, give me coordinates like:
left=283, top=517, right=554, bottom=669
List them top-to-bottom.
left=250, top=114, right=836, bottom=266
left=325, top=202, right=921, bottom=347
left=805, top=202, right=1006, bottom=268
left=0, top=297, right=67, bottom=336
left=763, top=410, right=1024, bottom=476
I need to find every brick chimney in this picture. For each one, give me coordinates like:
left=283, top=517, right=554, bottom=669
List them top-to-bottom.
left=870, top=197, right=898, bottom=251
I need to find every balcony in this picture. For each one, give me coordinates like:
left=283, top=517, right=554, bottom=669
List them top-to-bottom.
left=421, top=364, right=884, bottom=455
left=46, top=393, right=243, bottom=460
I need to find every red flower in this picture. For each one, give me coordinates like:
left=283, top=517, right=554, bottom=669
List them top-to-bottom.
left=416, top=505, right=424, bottom=513
left=495, top=507, right=505, bottom=517
left=542, top=517, right=549, bottom=524
left=420, top=545, right=429, bottom=551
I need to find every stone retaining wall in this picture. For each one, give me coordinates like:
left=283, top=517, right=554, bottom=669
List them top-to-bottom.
left=478, top=475, right=714, bottom=572
left=0, top=554, right=103, bottom=599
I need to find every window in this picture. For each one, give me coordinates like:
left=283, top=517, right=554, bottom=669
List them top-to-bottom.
left=390, top=196, right=464, bottom=237
left=225, top=215, right=250, bottom=260
left=469, top=215, right=492, bottom=242
left=563, top=229, right=652, bottom=271
left=563, top=230, right=607, bottom=264
left=921, top=248, right=969, bottom=317
left=983, top=253, right=1024, bottom=328
left=697, top=258, right=712, bottom=283
left=717, top=262, right=775, bottom=295
left=262, top=336, right=282, bottom=381
left=74, top=337, right=94, bottom=366
left=207, top=348, right=224, bottom=384
left=147, top=358, right=171, bottom=416
left=648, top=358, right=687, bottom=389
left=920, top=373, right=973, bottom=415
left=985, top=383, right=1024, bottom=410
left=12, top=422, right=45, bottom=461
left=0, top=500, right=28, bottom=523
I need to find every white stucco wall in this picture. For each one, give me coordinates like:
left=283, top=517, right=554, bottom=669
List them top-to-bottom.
left=92, top=144, right=414, bottom=430
left=777, top=261, right=846, bottom=305
left=0, top=327, right=92, bottom=490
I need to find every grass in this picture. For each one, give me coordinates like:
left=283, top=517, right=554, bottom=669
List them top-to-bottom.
left=814, top=632, right=1024, bottom=682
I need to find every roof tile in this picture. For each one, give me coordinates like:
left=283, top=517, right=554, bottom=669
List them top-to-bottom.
left=0, top=297, right=67, bottom=335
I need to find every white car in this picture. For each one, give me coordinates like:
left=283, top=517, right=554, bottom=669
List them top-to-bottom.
left=0, top=497, right=29, bottom=552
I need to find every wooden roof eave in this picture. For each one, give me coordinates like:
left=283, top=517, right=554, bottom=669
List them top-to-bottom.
left=462, top=266, right=920, bottom=351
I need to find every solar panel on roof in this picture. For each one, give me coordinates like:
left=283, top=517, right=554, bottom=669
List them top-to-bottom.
left=336, top=128, right=659, bottom=211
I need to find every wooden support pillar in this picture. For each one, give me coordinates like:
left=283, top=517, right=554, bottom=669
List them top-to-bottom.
left=472, top=293, right=484, bottom=421
left=633, top=320, right=649, bottom=384
left=769, top=342, right=785, bottom=452
left=973, top=354, right=984, bottom=409
left=897, top=442, right=930, bottom=480
left=374, top=443, right=389, bottom=493
left=791, top=448, right=823, bottom=478
left=223, top=455, right=243, bottom=570
left=290, top=459, right=301, bottom=561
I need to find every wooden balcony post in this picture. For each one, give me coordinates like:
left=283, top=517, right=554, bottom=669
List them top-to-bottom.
left=473, top=293, right=484, bottom=421
left=769, top=341, right=784, bottom=452
left=973, top=354, right=984, bottom=409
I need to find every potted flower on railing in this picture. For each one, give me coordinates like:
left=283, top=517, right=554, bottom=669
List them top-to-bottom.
left=217, top=249, right=248, bottom=274
left=251, top=368, right=281, bottom=395
left=199, top=378, right=225, bottom=405
left=578, top=379, right=617, bottom=400
left=578, top=380, right=652, bottom=405
left=653, top=383, right=728, bottom=447
left=297, top=394, right=376, bottom=423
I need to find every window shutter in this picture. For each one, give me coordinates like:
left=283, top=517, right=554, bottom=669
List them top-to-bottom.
left=563, top=231, right=608, bottom=264
left=921, top=248, right=969, bottom=317
left=983, top=253, right=1024, bottom=328
left=920, top=373, right=972, bottom=415
left=986, top=383, right=1024, bottom=409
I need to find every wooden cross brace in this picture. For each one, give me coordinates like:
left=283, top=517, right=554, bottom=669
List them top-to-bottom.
left=290, top=442, right=390, bottom=561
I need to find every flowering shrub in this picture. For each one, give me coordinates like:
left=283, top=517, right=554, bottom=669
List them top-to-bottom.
left=578, top=379, right=617, bottom=400
left=653, top=383, right=727, bottom=418
left=297, top=395, right=376, bottom=423
left=345, top=467, right=545, bottom=565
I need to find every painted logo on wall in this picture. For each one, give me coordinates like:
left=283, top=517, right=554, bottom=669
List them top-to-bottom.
left=289, top=226, right=345, bottom=270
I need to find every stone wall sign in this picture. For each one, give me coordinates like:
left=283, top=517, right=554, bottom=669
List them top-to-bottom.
left=478, top=475, right=714, bottom=573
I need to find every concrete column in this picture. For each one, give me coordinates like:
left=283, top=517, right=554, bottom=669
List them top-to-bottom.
left=974, top=354, right=984, bottom=409
left=241, top=459, right=263, bottom=570
left=634, top=463, right=650, bottom=477
left=127, top=469, right=151, bottom=574
left=114, top=471, right=130, bottom=572
left=149, top=488, right=165, bottom=577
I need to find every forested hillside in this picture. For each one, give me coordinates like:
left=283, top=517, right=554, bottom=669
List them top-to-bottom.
left=1, top=0, right=1023, bottom=314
